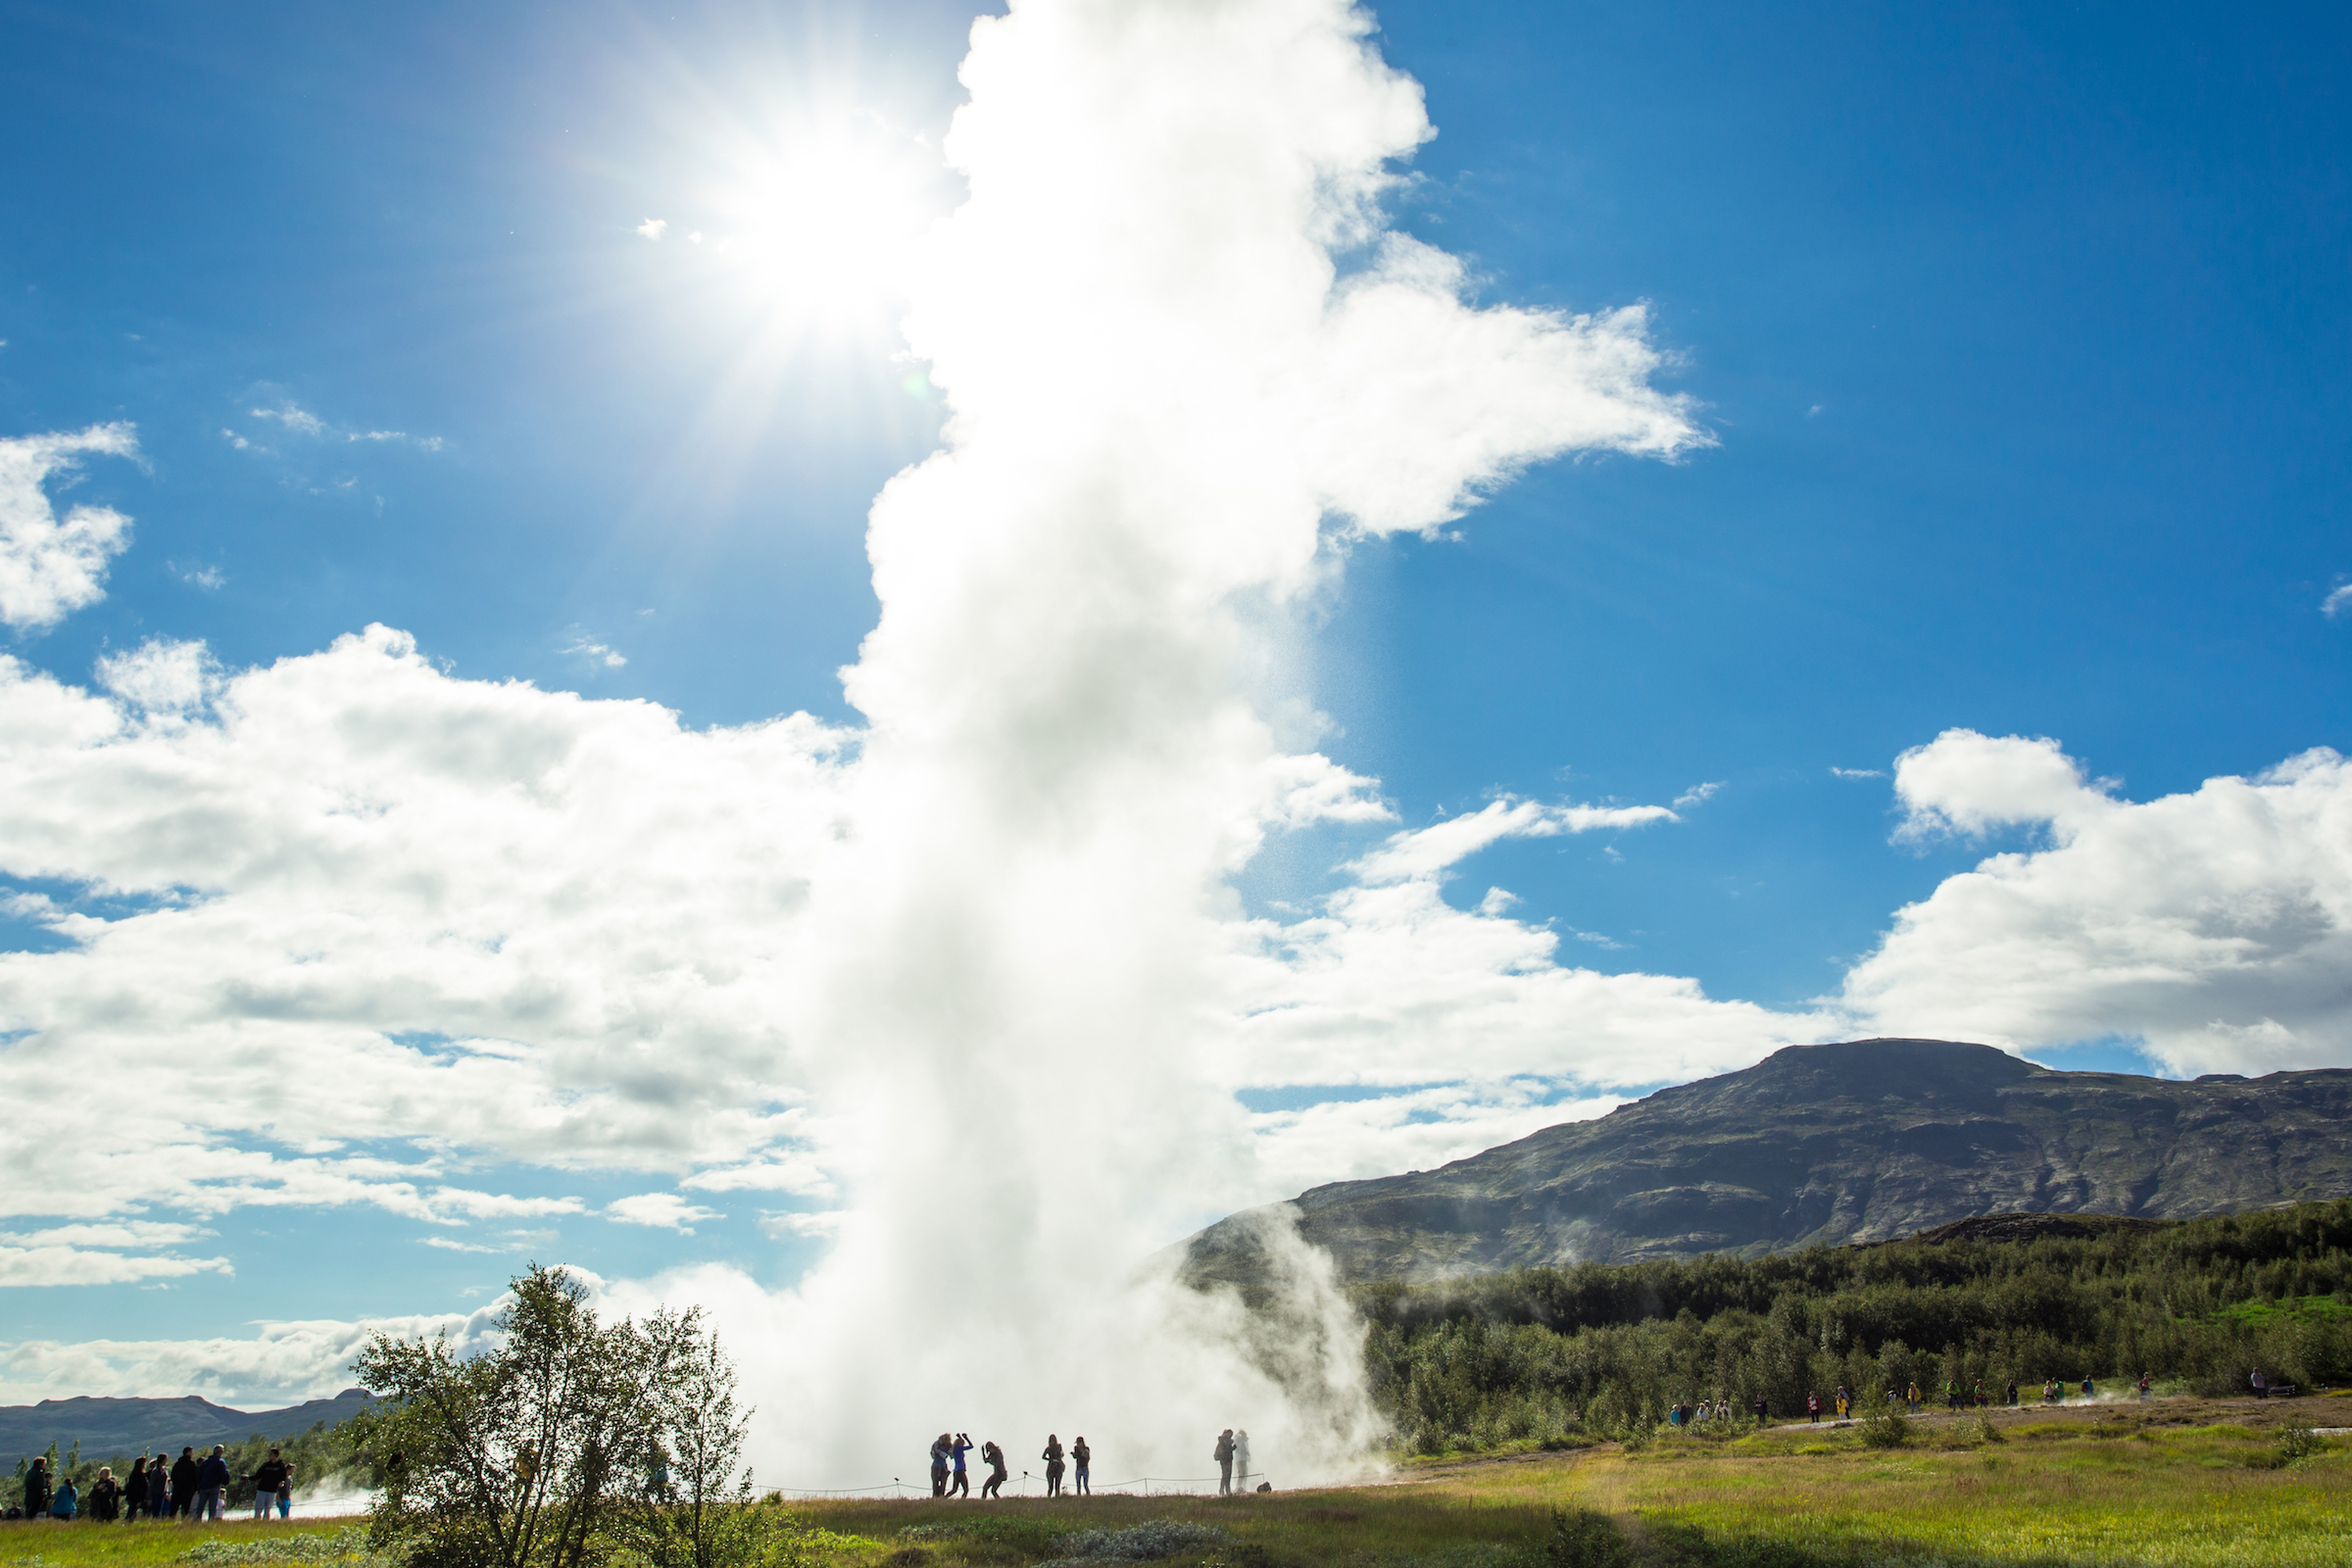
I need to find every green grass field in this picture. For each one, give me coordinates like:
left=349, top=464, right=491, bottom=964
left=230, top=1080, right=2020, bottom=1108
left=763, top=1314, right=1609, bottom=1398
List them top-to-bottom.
left=5, top=1400, right=2344, bottom=1568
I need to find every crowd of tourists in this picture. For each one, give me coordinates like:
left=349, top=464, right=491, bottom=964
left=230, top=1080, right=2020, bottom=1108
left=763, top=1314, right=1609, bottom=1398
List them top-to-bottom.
left=919, top=1427, right=1260, bottom=1498
left=9, top=1445, right=295, bottom=1522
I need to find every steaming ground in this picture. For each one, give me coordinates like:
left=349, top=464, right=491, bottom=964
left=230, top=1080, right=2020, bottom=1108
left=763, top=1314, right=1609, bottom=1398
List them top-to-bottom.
left=11, top=0, right=2352, bottom=1491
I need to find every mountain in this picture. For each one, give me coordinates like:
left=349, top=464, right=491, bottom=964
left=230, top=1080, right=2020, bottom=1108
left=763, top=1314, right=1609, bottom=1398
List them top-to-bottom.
left=1185, top=1038, right=2352, bottom=1285
left=0, top=1388, right=372, bottom=1463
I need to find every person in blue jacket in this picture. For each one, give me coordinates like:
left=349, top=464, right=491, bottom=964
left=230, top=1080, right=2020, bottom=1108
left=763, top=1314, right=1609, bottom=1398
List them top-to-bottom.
left=193, top=1445, right=232, bottom=1521
left=50, top=1475, right=79, bottom=1519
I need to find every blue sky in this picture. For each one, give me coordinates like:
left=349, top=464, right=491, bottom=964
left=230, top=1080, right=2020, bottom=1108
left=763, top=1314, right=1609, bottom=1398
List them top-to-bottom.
left=3, top=0, right=2349, bottom=1399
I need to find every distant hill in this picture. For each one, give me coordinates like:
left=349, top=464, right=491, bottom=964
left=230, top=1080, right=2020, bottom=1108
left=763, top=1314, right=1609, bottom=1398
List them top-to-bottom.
left=1185, top=1038, right=2352, bottom=1285
left=0, top=1388, right=372, bottom=1463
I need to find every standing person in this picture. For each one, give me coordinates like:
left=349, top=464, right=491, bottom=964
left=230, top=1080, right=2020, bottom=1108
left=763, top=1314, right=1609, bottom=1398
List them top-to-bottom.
left=2251, top=1368, right=2269, bottom=1399
left=2137, top=1371, right=2153, bottom=1401
left=2081, top=1376, right=2095, bottom=1399
left=1906, top=1382, right=1921, bottom=1414
left=1835, top=1387, right=1849, bottom=1421
left=1804, top=1392, right=1821, bottom=1423
left=1751, top=1395, right=1769, bottom=1424
left=1213, top=1429, right=1235, bottom=1495
left=1232, top=1431, right=1250, bottom=1491
left=929, top=1435, right=950, bottom=1499
left=950, top=1435, right=973, bottom=1498
left=1041, top=1435, right=1065, bottom=1498
left=1070, top=1436, right=1091, bottom=1496
left=980, top=1440, right=1008, bottom=1500
left=194, top=1445, right=231, bottom=1522
left=171, top=1447, right=199, bottom=1519
left=251, top=1448, right=292, bottom=1519
left=147, top=1454, right=171, bottom=1519
left=22, top=1455, right=53, bottom=1520
left=125, top=1457, right=149, bottom=1521
left=90, top=1466, right=122, bottom=1522
left=50, top=1474, right=79, bottom=1520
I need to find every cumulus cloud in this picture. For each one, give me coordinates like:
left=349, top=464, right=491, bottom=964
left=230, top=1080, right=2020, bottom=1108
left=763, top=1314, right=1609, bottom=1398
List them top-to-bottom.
left=636, top=218, right=668, bottom=240
left=0, top=423, right=140, bottom=632
left=96, top=636, right=222, bottom=717
left=1843, top=730, right=2352, bottom=1075
left=606, top=1194, right=722, bottom=1232
left=0, top=1299, right=507, bottom=1407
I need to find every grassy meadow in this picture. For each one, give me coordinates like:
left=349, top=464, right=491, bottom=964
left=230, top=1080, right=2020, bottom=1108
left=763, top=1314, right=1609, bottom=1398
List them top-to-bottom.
left=4, top=1397, right=2342, bottom=1568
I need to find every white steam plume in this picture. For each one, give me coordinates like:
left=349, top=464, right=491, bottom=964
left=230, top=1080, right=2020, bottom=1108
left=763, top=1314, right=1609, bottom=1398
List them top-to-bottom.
left=731, top=0, right=1705, bottom=1488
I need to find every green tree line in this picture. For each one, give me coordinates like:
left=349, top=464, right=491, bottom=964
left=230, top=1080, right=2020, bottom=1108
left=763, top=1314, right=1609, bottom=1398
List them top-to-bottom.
left=1357, top=1200, right=2352, bottom=1453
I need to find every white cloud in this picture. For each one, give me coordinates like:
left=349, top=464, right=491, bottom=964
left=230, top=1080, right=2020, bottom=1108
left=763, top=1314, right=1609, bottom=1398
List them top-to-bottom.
left=637, top=219, right=668, bottom=240
left=245, top=401, right=440, bottom=451
left=251, top=403, right=327, bottom=437
left=0, top=423, right=140, bottom=632
left=172, top=561, right=227, bottom=590
left=2324, top=584, right=2352, bottom=618
left=561, top=631, right=628, bottom=668
left=96, top=636, right=221, bottom=718
left=1888, top=728, right=2111, bottom=842
left=1843, top=731, right=2352, bottom=1076
left=1831, top=765, right=1885, bottom=779
left=1673, top=780, right=1722, bottom=808
left=1346, top=796, right=1676, bottom=884
left=1245, top=1084, right=1622, bottom=1198
left=606, top=1194, right=721, bottom=1233
left=758, top=1210, right=844, bottom=1241
left=419, top=1236, right=503, bottom=1254
left=0, top=1243, right=231, bottom=1288
left=0, top=1299, right=507, bottom=1407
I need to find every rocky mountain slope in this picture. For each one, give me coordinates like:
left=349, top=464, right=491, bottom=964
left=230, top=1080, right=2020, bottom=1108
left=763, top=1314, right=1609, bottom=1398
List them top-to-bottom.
left=1186, top=1039, right=2352, bottom=1285
left=0, top=1388, right=371, bottom=1463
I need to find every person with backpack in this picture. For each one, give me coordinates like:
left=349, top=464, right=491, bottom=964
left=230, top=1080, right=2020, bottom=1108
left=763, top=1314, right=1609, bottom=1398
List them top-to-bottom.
left=1213, top=1429, right=1235, bottom=1495
left=1041, top=1435, right=1065, bottom=1498
left=1070, top=1436, right=1091, bottom=1496
left=980, top=1440, right=1007, bottom=1500
left=193, top=1445, right=231, bottom=1521
left=21, top=1456, right=52, bottom=1520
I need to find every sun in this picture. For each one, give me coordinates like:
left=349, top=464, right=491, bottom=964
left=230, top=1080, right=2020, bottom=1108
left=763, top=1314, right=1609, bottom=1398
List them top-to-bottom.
left=651, top=112, right=957, bottom=340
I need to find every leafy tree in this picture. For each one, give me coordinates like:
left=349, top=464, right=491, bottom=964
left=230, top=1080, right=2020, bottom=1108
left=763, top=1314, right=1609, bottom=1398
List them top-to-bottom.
left=352, top=1265, right=747, bottom=1568
left=615, top=1306, right=759, bottom=1568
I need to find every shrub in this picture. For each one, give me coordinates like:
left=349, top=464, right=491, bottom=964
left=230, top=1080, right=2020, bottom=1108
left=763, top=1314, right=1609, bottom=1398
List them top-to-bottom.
left=1857, top=1406, right=1909, bottom=1449
left=1543, top=1507, right=1630, bottom=1568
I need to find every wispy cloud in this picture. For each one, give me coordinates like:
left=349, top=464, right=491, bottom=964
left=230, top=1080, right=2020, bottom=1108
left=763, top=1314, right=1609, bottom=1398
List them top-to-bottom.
left=238, top=400, right=442, bottom=451
left=171, top=561, right=226, bottom=590
left=2324, top=584, right=2352, bottom=618
left=562, top=630, right=628, bottom=668
left=1831, top=766, right=1886, bottom=779
left=1673, top=781, right=1722, bottom=808
left=419, top=1236, right=503, bottom=1254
